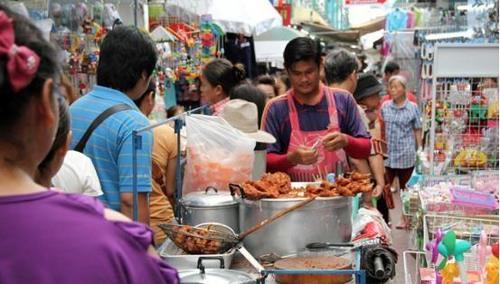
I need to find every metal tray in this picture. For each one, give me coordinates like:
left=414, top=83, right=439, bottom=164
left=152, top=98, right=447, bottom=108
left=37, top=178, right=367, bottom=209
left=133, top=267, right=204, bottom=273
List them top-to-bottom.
left=158, top=222, right=237, bottom=270
left=158, top=238, right=236, bottom=270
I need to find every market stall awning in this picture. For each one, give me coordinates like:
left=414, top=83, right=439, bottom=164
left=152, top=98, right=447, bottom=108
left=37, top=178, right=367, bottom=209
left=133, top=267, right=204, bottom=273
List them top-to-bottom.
left=166, top=0, right=282, bottom=36
left=291, top=6, right=330, bottom=26
left=350, top=16, right=386, bottom=36
left=300, top=21, right=360, bottom=44
left=150, top=26, right=177, bottom=42
left=254, top=26, right=308, bottom=67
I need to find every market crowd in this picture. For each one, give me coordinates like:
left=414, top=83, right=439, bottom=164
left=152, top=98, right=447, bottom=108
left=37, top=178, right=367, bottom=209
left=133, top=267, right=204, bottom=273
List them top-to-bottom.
left=0, top=4, right=422, bottom=282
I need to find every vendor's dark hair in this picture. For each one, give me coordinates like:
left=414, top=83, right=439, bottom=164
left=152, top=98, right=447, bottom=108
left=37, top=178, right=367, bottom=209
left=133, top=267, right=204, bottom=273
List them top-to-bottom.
left=0, top=4, right=60, bottom=135
left=97, top=26, right=157, bottom=93
left=283, top=37, right=321, bottom=69
left=324, top=49, right=358, bottom=84
left=202, top=58, right=246, bottom=96
left=384, top=61, right=400, bottom=75
left=254, top=75, right=279, bottom=97
left=133, top=80, right=156, bottom=108
left=229, top=84, right=266, bottom=126
left=38, top=95, right=70, bottom=175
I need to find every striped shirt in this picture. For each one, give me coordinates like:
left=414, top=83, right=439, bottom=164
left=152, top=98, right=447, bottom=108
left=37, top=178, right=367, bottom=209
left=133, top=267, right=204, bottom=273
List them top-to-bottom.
left=69, top=86, right=153, bottom=211
left=381, top=100, right=422, bottom=168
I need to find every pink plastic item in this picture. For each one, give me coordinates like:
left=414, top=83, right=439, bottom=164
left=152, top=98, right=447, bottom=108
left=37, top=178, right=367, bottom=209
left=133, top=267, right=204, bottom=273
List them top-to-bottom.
left=450, top=187, right=497, bottom=209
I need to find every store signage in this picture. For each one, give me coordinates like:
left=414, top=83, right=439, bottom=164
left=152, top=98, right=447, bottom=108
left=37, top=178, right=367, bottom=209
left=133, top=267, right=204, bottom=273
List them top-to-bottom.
left=344, top=0, right=386, bottom=5
left=275, top=3, right=292, bottom=26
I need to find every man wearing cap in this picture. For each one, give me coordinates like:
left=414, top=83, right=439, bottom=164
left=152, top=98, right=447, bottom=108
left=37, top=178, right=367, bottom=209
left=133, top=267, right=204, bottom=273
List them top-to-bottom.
left=262, top=38, right=371, bottom=182
left=324, top=48, right=385, bottom=202
left=220, top=99, right=276, bottom=180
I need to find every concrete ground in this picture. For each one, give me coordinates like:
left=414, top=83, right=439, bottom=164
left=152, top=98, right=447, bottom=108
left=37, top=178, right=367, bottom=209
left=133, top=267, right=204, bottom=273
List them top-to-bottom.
left=389, top=190, right=414, bottom=283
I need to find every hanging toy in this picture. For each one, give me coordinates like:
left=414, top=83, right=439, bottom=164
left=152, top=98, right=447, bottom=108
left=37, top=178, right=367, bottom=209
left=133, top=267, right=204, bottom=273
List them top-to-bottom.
left=93, top=2, right=104, bottom=24
left=426, top=229, right=444, bottom=284
left=427, top=229, right=444, bottom=264
left=438, top=230, right=471, bottom=284
left=478, top=231, right=491, bottom=272
left=492, top=241, right=499, bottom=258
left=485, top=255, right=499, bottom=284
left=441, top=262, right=459, bottom=284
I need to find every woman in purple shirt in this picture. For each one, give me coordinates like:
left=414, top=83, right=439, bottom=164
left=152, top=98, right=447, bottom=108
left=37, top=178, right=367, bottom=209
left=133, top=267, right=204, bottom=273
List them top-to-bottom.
left=0, top=6, right=178, bottom=283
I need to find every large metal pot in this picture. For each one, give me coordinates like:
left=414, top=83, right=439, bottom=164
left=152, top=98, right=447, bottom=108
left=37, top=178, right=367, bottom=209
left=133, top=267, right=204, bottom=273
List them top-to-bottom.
left=180, top=187, right=239, bottom=233
left=239, top=196, right=352, bottom=258
left=178, top=257, right=257, bottom=284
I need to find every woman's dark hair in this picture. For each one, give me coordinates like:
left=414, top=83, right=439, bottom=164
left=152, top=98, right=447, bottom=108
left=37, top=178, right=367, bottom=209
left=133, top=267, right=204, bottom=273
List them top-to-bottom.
left=0, top=5, right=60, bottom=135
left=97, top=26, right=157, bottom=93
left=283, top=37, right=322, bottom=69
left=324, top=49, right=359, bottom=84
left=202, top=58, right=246, bottom=96
left=384, top=61, right=400, bottom=75
left=254, top=75, right=279, bottom=97
left=133, top=80, right=156, bottom=108
left=229, top=84, right=266, bottom=126
left=38, top=95, right=70, bottom=175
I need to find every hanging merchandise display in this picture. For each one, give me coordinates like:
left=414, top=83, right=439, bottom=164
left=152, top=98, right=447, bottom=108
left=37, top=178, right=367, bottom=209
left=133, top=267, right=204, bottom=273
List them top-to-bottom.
left=21, top=0, right=124, bottom=94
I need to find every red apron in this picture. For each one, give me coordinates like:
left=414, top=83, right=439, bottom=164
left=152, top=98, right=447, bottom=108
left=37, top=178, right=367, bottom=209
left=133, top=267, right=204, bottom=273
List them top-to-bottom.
left=286, top=87, right=349, bottom=182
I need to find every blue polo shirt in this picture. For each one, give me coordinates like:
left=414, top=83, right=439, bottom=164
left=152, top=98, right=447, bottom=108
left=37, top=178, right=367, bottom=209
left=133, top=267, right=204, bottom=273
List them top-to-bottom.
left=69, top=86, right=153, bottom=211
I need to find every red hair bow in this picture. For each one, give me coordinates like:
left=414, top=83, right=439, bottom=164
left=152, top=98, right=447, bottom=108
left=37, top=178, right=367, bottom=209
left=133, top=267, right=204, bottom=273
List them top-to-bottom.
left=0, top=11, right=40, bottom=92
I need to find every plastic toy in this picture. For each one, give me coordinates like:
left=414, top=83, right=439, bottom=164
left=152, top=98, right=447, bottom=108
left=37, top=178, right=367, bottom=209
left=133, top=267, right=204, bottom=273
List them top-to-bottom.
left=426, top=229, right=443, bottom=284
left=438, top=230, right=471, bottom=284
left=485, top=256, right=498, bottom=284
left=441, top=262, right=459, bottom=284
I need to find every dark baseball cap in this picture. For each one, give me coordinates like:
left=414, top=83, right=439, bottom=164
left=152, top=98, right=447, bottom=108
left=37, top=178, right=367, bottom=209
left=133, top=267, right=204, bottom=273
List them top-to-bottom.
left=354, top=73, right=383, bottom=102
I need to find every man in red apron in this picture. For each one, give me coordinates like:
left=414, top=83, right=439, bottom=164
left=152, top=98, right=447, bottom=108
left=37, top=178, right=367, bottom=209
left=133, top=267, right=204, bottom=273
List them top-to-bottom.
left=262, top=37, right=371, bottom=182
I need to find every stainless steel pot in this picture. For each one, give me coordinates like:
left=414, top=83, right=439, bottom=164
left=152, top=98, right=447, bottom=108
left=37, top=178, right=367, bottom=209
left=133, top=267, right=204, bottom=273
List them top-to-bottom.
left=180, top=187, right=239, bottom=233
left=239, top=196, right=352, bottom=258
left=178, top=257, right=257, bottom=284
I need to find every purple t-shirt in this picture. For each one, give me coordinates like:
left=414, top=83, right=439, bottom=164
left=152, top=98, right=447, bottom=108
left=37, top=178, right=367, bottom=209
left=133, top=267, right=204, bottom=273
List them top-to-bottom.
left=262, top=87, right=370, bottom=154
left=0, top=191, right=179, bottom=284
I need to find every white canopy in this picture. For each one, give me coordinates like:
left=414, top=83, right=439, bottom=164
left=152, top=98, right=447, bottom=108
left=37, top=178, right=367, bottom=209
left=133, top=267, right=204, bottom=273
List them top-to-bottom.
left=166, top=0, right=282, bottom=36
left=254, top=26, right=307, bottom=68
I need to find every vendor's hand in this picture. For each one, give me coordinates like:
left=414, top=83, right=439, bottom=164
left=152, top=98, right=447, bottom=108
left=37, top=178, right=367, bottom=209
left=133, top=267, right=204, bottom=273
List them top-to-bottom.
left=322, top=132, right=349, bottom=152
left=287, top=146, right=319, bottom=165
left=372, top=184, right=383, bottom=198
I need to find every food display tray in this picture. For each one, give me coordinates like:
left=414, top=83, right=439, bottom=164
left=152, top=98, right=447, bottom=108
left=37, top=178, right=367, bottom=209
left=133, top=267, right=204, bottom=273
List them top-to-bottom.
left=158, top=238, right=235, bottom=270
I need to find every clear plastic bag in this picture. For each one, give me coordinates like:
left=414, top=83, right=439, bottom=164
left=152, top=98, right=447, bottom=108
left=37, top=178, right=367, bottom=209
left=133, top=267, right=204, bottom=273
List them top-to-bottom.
left=183, top=114, right=255, bottom=194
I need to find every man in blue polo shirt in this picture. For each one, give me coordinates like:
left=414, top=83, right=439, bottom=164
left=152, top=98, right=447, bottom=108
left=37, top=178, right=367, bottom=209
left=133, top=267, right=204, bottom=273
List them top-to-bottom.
left=70, top=26, right=157, bottom=223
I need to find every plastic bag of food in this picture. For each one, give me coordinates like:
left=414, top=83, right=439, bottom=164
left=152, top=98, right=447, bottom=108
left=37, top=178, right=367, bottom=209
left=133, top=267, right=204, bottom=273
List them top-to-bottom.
left=183, top=114, right=255, bottom=194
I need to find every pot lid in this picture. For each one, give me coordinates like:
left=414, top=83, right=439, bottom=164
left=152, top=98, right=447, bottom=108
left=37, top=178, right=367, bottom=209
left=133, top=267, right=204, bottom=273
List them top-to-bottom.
left=181, top=187, right=238, bottom=207
left=179, top=269, right=255, bottom=284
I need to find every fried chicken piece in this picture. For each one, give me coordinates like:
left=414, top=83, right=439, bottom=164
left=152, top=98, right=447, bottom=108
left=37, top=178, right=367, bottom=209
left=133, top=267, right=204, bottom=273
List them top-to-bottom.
left=351, top=171, right=372, bottom=181
left=261, top=172, right=292, bottom=194
left=336, top=176, right=350, bottom=186
left=241, top=181, right=280, bottom=199
left=253, top=181, right=280, bottom=198
left=320, top=181, right=335, bottom=191
left=241, top=183, right=267, bottom=200
left=306, top=184, right=323, bottom=195
left=358, top=184, right=373, bottom=193
left=337, top=186, right=354, bottom=197
left=318, top=190, right=339, bottom=197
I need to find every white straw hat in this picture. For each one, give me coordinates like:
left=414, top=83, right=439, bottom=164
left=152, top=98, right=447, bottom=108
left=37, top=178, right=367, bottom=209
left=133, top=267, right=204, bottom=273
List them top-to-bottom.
left=220, top=99, right=276, bottom=144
